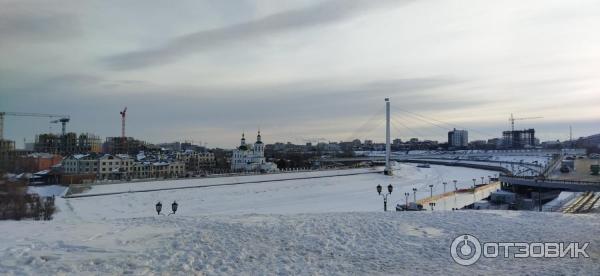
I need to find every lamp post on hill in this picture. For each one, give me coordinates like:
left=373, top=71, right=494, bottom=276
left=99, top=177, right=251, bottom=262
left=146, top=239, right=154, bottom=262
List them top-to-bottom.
left=376, top=184, right=393, bottom=211
left=412, top=188, right=418, bottom=203
left=404, top=192, right=410, bottom=209
left=155, top=201, right=178, bottom=215
left=155, top=201, right=162, bottom=215
left=171, top=201, right=178, bottom=215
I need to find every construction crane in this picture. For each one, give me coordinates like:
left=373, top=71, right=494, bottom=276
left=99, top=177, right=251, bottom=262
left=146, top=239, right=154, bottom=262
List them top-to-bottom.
left=120, top=107, right=127, bottom=138
left=0, top=112, right=69, bottom=140
left=509, top=113, right=543, bottom=132
left=50, top=117, right=71, bottom=136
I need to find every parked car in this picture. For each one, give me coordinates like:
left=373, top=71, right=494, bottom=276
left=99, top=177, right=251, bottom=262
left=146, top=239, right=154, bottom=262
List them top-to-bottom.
left=560, top=165, right=570, bottom=173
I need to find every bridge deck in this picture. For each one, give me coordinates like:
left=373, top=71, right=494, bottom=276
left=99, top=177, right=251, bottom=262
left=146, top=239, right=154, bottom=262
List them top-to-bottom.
left=500, top=176, right=600, bottom=192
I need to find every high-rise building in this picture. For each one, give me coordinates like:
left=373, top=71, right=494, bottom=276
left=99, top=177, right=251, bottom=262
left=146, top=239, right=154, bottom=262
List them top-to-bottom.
left=448, top=128, right=468, bottom=148
left=502, top=129, right=535, bottom=149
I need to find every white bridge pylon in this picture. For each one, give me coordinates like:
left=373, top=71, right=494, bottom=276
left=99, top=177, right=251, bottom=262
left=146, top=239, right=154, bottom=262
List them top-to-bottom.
left=384, top=98, right=392, bottom=176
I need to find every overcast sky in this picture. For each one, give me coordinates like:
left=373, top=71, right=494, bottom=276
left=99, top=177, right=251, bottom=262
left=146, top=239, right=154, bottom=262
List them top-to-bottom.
left=1, top=0, right=599, bottom=148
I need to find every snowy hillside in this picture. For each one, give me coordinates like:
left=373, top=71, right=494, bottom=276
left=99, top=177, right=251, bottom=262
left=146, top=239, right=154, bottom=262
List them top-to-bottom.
left=3, top=163, right=598, bottom=275
left=56, top=164, right=495, bottom=219
left=1, top=211, right=598, bottom=275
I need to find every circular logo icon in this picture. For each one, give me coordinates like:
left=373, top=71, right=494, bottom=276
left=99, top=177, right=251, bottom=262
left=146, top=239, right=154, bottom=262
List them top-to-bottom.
left=451, top=234, right=482, bottom=266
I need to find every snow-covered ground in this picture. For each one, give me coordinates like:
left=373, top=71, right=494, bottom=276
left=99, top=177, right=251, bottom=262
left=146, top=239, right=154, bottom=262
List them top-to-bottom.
left=410, top=158, right=544, bottom=176
left=4, top=163, right=597, bottom=274
left=55, top=164, right=495, bottom=220
left=73, top=167, right=382, bottom=196
left=27, top=185, right=68, bottom=197
left=543, top=191, right=580, bottom=212
left=1, top=211, right=598, bottom=275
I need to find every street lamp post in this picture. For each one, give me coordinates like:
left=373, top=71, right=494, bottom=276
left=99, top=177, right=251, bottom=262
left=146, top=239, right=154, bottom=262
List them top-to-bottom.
left=481, top=176, right=484, bottom=185
left=472, top=178, right=477, bottom=205
left=536, top=179, right=542, bottom=212
left=452, top=180, right=457, bottom=209
left=442, top=182, right=447, bottom=210
left=376, top=184, right=393, bottom=211
left=429, top=184, right=434, bottom=198
left=412, top=188, right=417, bottom=203
left=404, top=192, right=410, bottom=209
left=155, top=201, right=162, bottom=215
left=155, top=201, right=178, bottom=215
left=171, top=201, right=178, bottom=214
left=429, top=202, right=436, bottom=211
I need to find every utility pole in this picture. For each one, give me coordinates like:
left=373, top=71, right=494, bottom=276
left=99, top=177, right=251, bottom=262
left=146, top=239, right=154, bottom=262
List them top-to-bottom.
left=384, top=98, right=392, bottom=176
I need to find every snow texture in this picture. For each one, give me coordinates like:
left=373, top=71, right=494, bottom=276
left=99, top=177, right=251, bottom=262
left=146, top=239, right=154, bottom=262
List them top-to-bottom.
left=2, top=161, right=597, bottom=275
left=0, top=212, right=598, bottom=275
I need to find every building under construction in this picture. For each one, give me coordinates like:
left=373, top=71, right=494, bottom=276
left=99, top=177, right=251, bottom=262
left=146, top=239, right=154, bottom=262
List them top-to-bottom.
left=502, top=129, right=536, bottom=149
left=35, top=132, right=101, bottom=155
left=78, top=133, right=102, bottom=153
left=103, top=137, right=148, bottom=155
left=0, top=139, right=16, bottom=171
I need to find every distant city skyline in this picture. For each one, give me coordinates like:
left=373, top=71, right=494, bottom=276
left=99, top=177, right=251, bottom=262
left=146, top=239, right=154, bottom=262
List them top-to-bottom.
left=1, top=0, right=599, bottom=148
